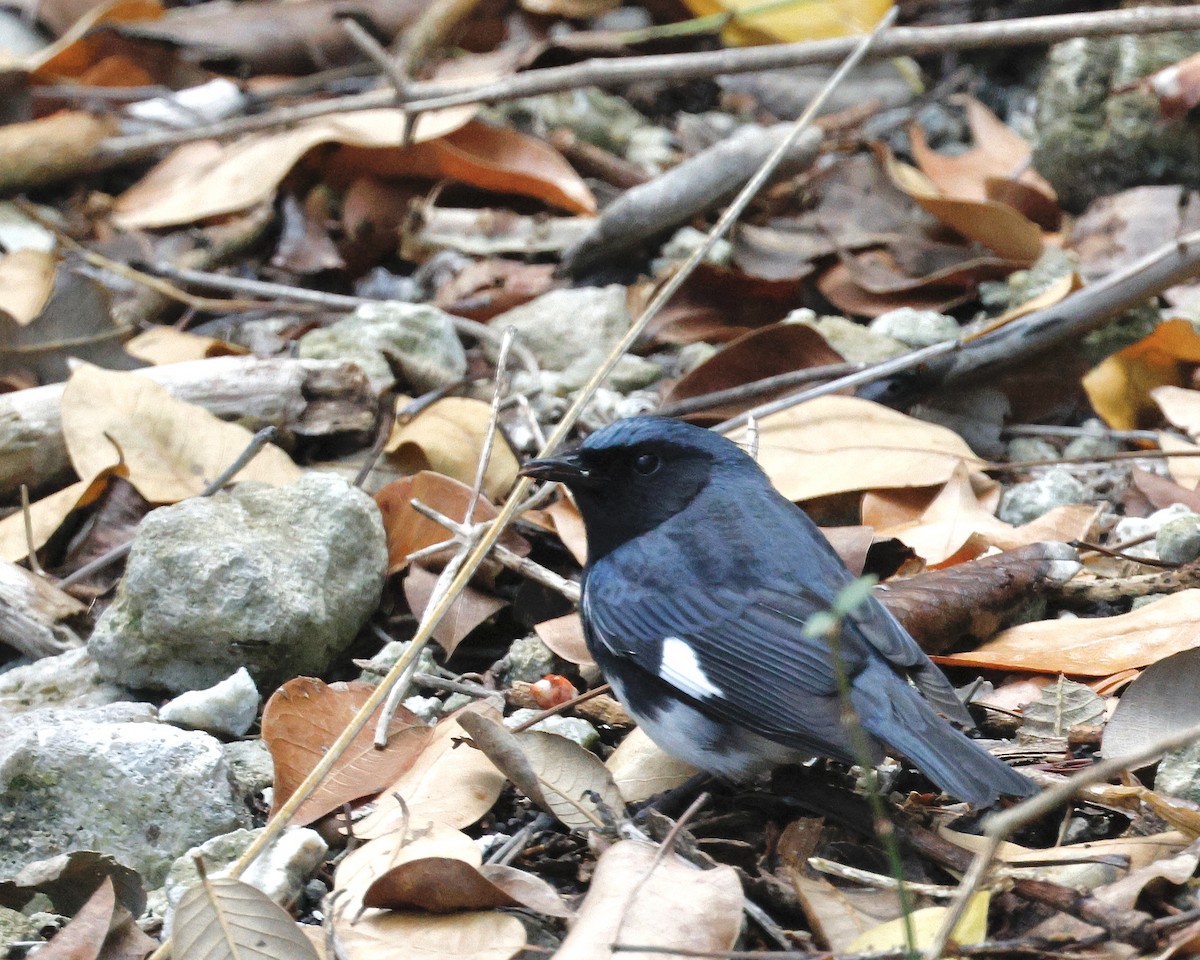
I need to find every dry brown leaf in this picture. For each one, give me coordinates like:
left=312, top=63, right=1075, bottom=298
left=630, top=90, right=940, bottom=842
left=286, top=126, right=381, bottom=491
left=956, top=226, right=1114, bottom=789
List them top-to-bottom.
left=25, top=0, right=163, bottom=75
left=520, top=0, right=617, bottom=18
left=910, top=97, right=1056, bottom=204
left=112, top=107, right=476, bottom=229
left=334, top=121, right=596, bottom=216
left=884, top=152, right=1043, bottom=262
left=0, top=249, right=56, bottom=325
left=1083, top=320, right=1200, bottom=430
left=662, top=322, right=843, bottom=423
left=123, top=326, right=246, bottom=364
left=60, top=363, right=301, bottom=503
left=730, top=395, right=985, bottom=503
left=386, top=398, right=519, bottom=501
left=1159, top=433, right=1200, bottom=488
left=864, top=463, right=1097, bottom=566
left=0, top=464, right=127, bottom=562
left=374, top=471, right=527, bottom=577
left=531, top=494, right=588, bottom=566
left=404, top=564, right=506, bottom=656
left=938, top=589, right=1200, bottom=675
left=533, top=612, right=592, bottom=666
left=1102, top=647, right=1200, bottom=766
left=261, top=678, right=432, bottom=825
left=355, top=701, right=506, bottom=837
left=605, top=727, right=697, bottom=804
left=554, top=839, right=742, bottom=960
left=1094, top=840, right=1200, bottom=910
left=363, top=857, right=570, bottom=917
left=791, top=873, right=907, bottom=953
left=32, top=876, right=114, bottom=960
left=332, top=909, right=525, bottom=960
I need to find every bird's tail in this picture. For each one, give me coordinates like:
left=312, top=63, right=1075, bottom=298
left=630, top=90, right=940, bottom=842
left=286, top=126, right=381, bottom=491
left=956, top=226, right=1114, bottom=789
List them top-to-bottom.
left=852, top=666, right=1034, bottom=806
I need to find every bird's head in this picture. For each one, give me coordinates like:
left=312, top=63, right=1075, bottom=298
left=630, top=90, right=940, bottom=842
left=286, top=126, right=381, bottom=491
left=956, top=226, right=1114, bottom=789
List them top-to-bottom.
left=520, top=416, right=759, bottom=563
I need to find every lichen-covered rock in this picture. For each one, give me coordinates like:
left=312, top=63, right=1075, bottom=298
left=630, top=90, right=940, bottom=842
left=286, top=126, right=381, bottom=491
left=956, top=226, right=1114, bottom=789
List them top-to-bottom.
left=490, top=286, right=630, bottom=372
left=299, top=301, right=466, bottom=392
left=997, top=469, right=1087, bottom=525
left=89, top=472, right=386, bottom=693
left=0, top=648, right=132, bottom=721
left=0, top=715, right=249, bottom=885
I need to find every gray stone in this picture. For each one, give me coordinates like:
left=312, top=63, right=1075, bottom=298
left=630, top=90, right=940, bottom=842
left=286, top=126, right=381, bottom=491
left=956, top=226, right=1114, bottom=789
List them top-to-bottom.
left=498, top=90, right=650, bottom=155
left=657, top=226, right=733, bottom=268
left=979, top=247, right=1078, bottom=313
left=490, top=286, right=630, bottom=372
left=299, top=301, right=466, bottom=392
left=869, top=308, right=959, bottom=348
left=787, top=312, right=907, bottom=363
left=557, top=351, right=663, bottom=394
left=1062, top=419, right=1119, bottom=460
left=1006, top=437, right=1058, bottom=462
left=997, top=469, right=1087, bottom=525
left=89, top=472, right=386, bottom=694
left=1112, top=504, right=1197, bottom=559
left=1157, top=514, right=1200, bottom=565
left=500, top=634, right=566, bottom=687
left=358, top=640, right=437, bottom=686
left=0, top=647, right=132, bottom=720
left=160, top=668, right=260, bottom=738
left=403, top=695, right=442, bottom=724
left=505, top=709, right=599, bottom=749
left=0, top=718, right=249, bottom=885
left=222, top=738, right=274, bottom=797
left=1156, top=740, right=1200, bottom=804
left=163, top=827, right=326, bottom=917
left=0, top=906, right=41, bottom=950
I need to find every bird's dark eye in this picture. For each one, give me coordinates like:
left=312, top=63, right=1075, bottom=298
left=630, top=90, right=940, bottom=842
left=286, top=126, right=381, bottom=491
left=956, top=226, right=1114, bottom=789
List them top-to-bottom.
left=633, top=453, right=661, bottom=476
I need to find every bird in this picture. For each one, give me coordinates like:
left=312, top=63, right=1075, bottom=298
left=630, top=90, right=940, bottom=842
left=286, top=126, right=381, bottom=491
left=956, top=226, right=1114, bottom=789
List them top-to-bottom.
left=520, top=415, right=1033, bottom=806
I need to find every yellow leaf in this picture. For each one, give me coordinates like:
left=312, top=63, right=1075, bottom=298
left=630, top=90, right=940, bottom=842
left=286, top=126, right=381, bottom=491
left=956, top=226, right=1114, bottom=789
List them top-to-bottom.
left=679, top=0, right=892, bottom=46
left=1082, top=319, right=1200, bottom=430
left=847, top=892, right=989, bottom=954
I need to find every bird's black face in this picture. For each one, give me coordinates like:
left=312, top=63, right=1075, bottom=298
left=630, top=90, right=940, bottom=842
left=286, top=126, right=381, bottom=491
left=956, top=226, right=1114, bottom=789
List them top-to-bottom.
left=521, top=439, right=714, bottom=565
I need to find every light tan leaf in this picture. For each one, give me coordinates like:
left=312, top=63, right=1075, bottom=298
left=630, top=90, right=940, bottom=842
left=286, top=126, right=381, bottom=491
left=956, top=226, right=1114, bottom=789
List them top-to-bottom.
left=112, top=107, right=475, bottom=229
left=0, top=249, right=56, bottom=325
left=124, top=326, right=246, bottom=364
left=60, top=363, right=301, bottom=503
left=1154, top=385, right=1200, bottom=439
left=731, top=395, right=985, bottom=502
left=386, top=398, right=519, bottom=501
left=1159, top=432, right=1200, bottom=488
left=0, top=464, right=126, bottom=562
left=938, top=589, right=1200, bottom=675
left=533, top=613, right=592, bottom=666
left=1102, top=647, right=1200, bottom=766
left=261, top=678, right=432, bottom=825
left=355, top=701, right=506, bottom=837
left=457, top=711, right=626, bottom=831
left=606, top=727, right=697, bottom=804
left=1093, top=839, right=1200, bottom=910
left=554, top=840, right=742, bottom=960
left=791, top=873, right=907, bottom=952
left=174, top=876, right=320, bottom=960
left=847, top=892, right=989, bottom=953
left=332, top=909, right=525, bottom=960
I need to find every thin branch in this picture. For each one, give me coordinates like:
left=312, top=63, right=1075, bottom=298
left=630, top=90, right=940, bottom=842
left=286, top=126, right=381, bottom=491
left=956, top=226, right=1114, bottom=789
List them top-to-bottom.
left=20, top=485, right=45, bottom=577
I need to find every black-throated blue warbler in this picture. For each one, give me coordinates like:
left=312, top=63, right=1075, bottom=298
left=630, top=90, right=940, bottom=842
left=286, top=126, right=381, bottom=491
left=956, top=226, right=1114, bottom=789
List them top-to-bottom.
left=520, top=415, right=1033, bottom=805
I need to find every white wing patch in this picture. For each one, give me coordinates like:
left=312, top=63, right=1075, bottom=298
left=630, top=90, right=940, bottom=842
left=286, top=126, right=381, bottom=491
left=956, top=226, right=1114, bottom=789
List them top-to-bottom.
left=660, top=636, right=723, bottom=698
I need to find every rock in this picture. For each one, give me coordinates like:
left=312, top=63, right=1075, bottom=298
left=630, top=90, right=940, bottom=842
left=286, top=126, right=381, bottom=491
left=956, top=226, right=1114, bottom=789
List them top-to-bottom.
left=1034, top=34, right=1200, bottom=212
left=498, top=90, right=651, bottom=155
left=656, top=226, right=733, bottom=269
left=979, top=247, right=1077, bottom=313
left=490, top=286, right=630, bottom=372
left=298, top=301, right=466, bottom=392
left=869, top=308, right=959, bottom=348
left=787, top=311, right=907, bottom=363
left=557, top=351, right=663, bottom=394
left=1062, top=419, right=1119, bottom=460
left=1006, top=437, right=1058, bottom=462
left=997, top=469, right=1087, bottom=525
left=89, top=472, right=386, bottom=694
left=1112, top=504, right=1197, bottom=560
left=1157, top=514, right=1200, bottom=565
left=500, top=634, right=569, bottom=687
left=358, top=640, right=438, bottom=686
left=0, top=647, right=132, bottom=721
left=159, top=668, right=260, bottom=738
left=403, top=696, right=441, bottom=723
left=505, top=709, right=599, bottom=750
left=0, top=717, right=249, bottom=885
left=222, top=739, right=274, bottom=797
left=1156, top=740, right=1200, bottom=805
left=163, top=827, right=326, bottom=920
left=0, top=906, right=41, bottom=950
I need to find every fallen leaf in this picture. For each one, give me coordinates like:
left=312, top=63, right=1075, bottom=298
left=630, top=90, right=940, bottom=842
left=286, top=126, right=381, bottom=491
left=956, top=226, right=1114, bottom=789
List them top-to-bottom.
left=26, top=0, right=163, bottom=76
left=678, top=0, right=892, bottom=46
left=1140, top=51, right=1200, bottom=119
left=112, top=107, right=476, bottom=229
left=0, top=249, right=56, bottom=325
left=1083, top=320, right=1200, bottom=430
left=123, top=326, right=246, bottom=364
left=60, top=363, right=301, bottom=503
left=1154, top=384, right=1200, bottom=440
left=730, top=395, right=986, bottom=502
left=386, top=398, right=519, bottom=502
left=1159, top=433, right=1200, bottom=488
left=0, top=464, right=127, bottom=563
left=404, top=564, right=506, bottom=656
left=938, top=589, right=1200, bottom=675
left=533, top=613, right=592, bottom=666
left=1102, top=647, right=1200, bottom=766
left=1020, top=677, right=1106, bottom=739
left=262, top=678, right=432, bottom=825
left=355, top=701, right=506, bottom=837
left=457, top=711, right=626, bottom=831
left=606, top=727, right=698, bottom=804
left=1094, top=839, right=1200, bottom=909
left=553, top=840, right=742, bottom=960
left=0, top=850, right=144, bottom=917
left=363, top=857, right=570, bottom=917
left=791, top=873, right=907, bottom=952
left=174, top=875, right=320, bottom=960
left=26, top=877, right=114, bottom=960
left=848, top=892, right=989, bottom=954
left=332, top=908, right=525, bottom=960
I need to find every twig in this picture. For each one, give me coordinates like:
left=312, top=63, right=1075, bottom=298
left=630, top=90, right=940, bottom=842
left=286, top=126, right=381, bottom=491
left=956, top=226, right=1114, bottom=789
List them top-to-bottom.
left=99, top=7, right=1200, bottom=163
left=340, top=18, right=410, bottom=102
left=143, top=28, right=891, bottom=960
left=142, top=263, right=541, bottom=382
left=467, top=327, right=513, bottom=511
left=656, top=361, right=864, bottom=418
left=57, top=427, right=279, bottom=590
left=20, top=485, right=45, bottom=577
left=508, top=684, right=612, bottom=733
left=923, top=720, right=1200, bottom=960
left=807, top=857, right=959, bottom=899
